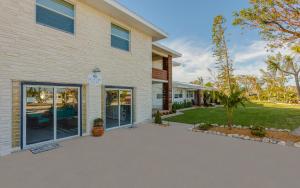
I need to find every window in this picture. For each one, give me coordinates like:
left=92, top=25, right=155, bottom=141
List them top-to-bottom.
left=36, top=0, right=75, bottom=34
left=111, top=24, right=130, bottom=51
left=175, top=90, right=183, bottom=99
left=187, top=91, right=194, bottom=98
left=157, top=94, right=163, bottom=99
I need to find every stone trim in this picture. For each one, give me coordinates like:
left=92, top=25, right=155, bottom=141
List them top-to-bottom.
left=12, top=80, right=21, bottom=148
left=82, top=84, right=87, bottom=134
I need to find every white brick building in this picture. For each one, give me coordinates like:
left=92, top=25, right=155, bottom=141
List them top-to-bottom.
left=0, top=0, right=180, bottom=156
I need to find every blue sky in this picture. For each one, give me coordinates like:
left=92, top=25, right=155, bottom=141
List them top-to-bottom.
left=117, top=0, right=272, bottom=82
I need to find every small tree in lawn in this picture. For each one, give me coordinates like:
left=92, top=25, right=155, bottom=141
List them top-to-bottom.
left=212, top=15, right=247, bottom=129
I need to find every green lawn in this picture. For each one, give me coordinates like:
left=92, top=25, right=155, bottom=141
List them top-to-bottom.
left=165, top=102, right=300, bottom=131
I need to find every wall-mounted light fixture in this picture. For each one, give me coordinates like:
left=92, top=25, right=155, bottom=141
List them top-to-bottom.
left=88, top=67, right=102, bottom=85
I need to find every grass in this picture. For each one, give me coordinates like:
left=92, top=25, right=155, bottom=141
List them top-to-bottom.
left=165, top=102, right=300, bottom=131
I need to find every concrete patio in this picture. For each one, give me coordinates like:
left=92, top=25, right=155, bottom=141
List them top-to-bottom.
left=0, top=123, right=299, bottom=188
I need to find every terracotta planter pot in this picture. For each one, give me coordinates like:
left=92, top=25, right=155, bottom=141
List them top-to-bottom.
left=92, top=126, right=104, bottom=137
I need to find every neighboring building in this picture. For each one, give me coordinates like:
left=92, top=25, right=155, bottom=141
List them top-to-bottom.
left=0, top=0, right=180, bottom=156
left=152, top=44, right=182, bottom=111
left=152, top=57, right=217, bottom=112
left=172, top=82, right=216, bottom=106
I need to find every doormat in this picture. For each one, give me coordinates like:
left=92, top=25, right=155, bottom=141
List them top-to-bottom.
left=128, top=124, right=137, bottom=129
left=30, top=143, right=61, bottom=154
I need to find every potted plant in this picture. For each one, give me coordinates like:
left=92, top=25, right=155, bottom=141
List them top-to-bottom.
left=92, top=118, right=104, bottom=137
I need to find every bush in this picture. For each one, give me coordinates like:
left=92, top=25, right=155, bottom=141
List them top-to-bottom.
left=172, top=100, right=193, bottom=111
left=172, top=107, right=177, bottom=113
left=154, top=111, right=162, bottom=124
left=197, top=123, right=213, bottom=131
left=251, top=126, right=266, bottom=137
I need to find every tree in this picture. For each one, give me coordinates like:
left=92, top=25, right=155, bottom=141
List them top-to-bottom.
left=233, top=0, right=300, bottom=48
left=212, top=15, right=235, bottom=94
left=212, top=15, right=247, bottom=129
left=266, top=50, right=300, bottom=100
left=236, top=75, right=263, bottom=100
left=191, top=76, right=204, bottom=86
left=217, top=89, right=248, bottom=129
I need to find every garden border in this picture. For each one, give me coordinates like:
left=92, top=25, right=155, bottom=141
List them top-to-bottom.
left=189, top=123, right=300, bottom=148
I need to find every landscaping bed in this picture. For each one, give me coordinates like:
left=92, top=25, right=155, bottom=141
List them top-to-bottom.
left=192, top=123, right=300, bottom=148
left=210, top=127, right=300, bottom=143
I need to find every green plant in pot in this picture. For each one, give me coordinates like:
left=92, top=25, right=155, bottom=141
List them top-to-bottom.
left=92, top=118, right=104, bottom=137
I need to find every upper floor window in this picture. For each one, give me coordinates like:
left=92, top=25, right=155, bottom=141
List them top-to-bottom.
left=36, top=0, right=75, bottom=34
left=111, top=24, right=130, bottom=51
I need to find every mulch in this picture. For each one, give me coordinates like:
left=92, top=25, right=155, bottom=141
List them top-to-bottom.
left=210, top=127, right=300, bottom=143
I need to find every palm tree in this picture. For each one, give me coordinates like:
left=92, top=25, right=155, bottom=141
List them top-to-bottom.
left=217, top=88, right=247, bottom=129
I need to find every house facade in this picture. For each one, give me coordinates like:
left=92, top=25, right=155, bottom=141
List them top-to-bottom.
left=0, top=0, right=179, bottom=156
left=152, top=44, right=181, bottom=111
left=173, top=81, right=217, bottom=106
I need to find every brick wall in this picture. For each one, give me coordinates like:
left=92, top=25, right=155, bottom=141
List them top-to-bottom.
left=0, top=0, right=153, bottom=155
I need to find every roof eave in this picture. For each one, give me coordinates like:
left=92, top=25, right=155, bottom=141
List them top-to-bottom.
left=83, top=0, right=168, bottom=41
left=152, top=43, right=182, bottom=58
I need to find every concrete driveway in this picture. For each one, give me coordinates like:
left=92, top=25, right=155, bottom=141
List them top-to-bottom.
left=0, top=123, right=299, bottom=188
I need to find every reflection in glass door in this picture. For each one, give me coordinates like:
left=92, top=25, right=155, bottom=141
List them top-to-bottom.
left=24, top=84, right=80, bottom=148
left=26, top=86, right=54, bottom=145
left=56, top=88, right=79, bottom=139
left=105, top=89, right=132, bottom=129
left=106, top=90, right=120, bottom=129
left=120, top=90, right=132, bottom=126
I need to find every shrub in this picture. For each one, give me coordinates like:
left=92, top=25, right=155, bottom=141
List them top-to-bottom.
left=172, top=100, right=193, bottom=111
left=172, top=107, right=177, bottom=113
left=154, top=111, right=162, bottom=124
left=197, top=123, right=213, bottom=131
left=251, top=126, right=266, bottom=137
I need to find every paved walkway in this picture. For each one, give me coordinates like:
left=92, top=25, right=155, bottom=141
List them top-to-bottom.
left=0, top=123, right=300, bottom=188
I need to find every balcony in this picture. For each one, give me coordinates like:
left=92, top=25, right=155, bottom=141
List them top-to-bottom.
left=152, top=68, right=168, bottom=81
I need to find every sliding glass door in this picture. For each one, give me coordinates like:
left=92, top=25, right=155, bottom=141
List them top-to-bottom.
left=23, top=84, right=80, bottom=148
left=25, top=86, right=54, bottom=145
left=56, top=87, right=79, bottom=139
left=106, top=89, right=132, bottom=129
left=105, top=90, right=120, bottom=129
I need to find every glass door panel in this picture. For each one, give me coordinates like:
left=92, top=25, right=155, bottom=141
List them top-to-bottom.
left=26, top=86, right=54, bottom=145
left=56, top=87, right=79, bottom=139
left=106, top=90, right=119, bottom=129
left=120, top=90, right=132, bottom=126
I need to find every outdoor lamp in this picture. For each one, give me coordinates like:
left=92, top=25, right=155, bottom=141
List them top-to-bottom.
left=88, top=67, right=102, bottom=85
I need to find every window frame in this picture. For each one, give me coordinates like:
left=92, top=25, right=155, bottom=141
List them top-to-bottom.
left=35, top=0, right=76, bottom=35
left=111, top=23, right=131, bottom=52
left=187, top=91, right=194, bottom=98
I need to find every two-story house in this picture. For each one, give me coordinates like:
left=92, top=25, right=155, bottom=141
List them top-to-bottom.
left=0, top=0, right=181, bottom=156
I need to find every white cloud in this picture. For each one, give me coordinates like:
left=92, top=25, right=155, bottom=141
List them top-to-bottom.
left=162, top=38, right=215, bottom=83
left=163, top=38, right=276, bottom=82
left=233, top=41, right=268, bottom=64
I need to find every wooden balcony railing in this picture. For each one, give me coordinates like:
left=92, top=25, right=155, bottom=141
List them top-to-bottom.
left=152, top=68, right=168, bottom=81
